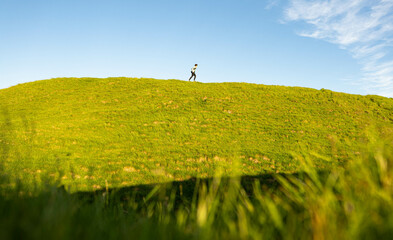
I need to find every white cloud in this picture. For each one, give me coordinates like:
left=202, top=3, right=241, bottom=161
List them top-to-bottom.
left=265, top=0, right=281, bottom=10
left=284, top=0, right=393, bottom=97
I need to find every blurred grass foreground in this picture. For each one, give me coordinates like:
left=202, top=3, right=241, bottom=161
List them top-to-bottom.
left=1, top=78, right=393, bottom=239
left=0, top=132, right=393, bottom=239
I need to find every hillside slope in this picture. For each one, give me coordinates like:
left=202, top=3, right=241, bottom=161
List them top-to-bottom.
left=1, top=78, right=392, bottom=191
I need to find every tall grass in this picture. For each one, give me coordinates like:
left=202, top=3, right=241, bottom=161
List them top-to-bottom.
left=1, top=133, right=392, bottom=239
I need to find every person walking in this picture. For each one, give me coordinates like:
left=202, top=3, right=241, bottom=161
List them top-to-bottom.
left=189, top=64, right=198, bottom=82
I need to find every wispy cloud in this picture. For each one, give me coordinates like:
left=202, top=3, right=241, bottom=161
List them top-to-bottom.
left=265, top=0, right=281, bottom=10
left=284, top=0, right=393, bottom=97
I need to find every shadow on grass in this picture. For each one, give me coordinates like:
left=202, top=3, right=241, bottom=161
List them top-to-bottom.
left=72, top=171, right=329, bottom=206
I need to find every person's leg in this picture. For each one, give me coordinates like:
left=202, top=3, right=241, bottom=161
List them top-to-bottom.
left=189, top=72, right=193, bottom=81
left=193, top=73, right=196, bottom=81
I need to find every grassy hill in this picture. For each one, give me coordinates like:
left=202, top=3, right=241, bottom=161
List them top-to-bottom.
left=1, top=77, right=393, bottom=191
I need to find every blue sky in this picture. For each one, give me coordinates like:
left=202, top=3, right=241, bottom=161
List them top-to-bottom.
left=1, top=0, right=392, bottom=97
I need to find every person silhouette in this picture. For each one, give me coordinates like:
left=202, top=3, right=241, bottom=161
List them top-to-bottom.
left=189, top=64, right=198, bottom=82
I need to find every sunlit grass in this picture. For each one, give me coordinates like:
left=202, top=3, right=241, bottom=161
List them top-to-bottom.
left=1, top=77, right=392, bottom=191
left=1, top=78, right=393, bottom=239
left=0, top=132, right=392, bottom=239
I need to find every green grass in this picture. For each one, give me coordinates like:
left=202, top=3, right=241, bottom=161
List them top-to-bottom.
left=1, top=77, right=393, bottom=191
left=1, top=77, right=393, bottom=239
left=0, top=132, right=392, bottom=240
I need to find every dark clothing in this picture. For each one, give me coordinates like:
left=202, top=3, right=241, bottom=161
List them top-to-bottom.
left=189, top=71, right=196, bottom=81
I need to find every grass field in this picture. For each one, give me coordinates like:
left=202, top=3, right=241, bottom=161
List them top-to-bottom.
left=1, top=77, right=393, bottom=239
left=1, top=77, right=392, bottom=192
left=0, top=133, right=392, bottom=239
